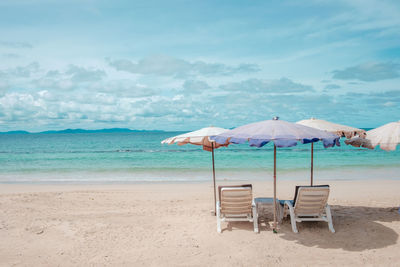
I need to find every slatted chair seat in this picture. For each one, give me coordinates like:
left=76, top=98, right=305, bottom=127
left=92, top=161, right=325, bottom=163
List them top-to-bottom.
left=216, top=184, right=258, bottom=233
left=282, top=185, right=335, bottom=233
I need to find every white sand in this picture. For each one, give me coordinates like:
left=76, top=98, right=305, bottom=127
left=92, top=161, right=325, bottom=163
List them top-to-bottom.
left=0, top=179, right=399, bottom=266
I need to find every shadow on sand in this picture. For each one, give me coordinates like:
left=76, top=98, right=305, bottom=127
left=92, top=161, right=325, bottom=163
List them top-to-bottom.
left=221, top=205, right=399, bottom=251
left=277, top=205, right=399, bottom=251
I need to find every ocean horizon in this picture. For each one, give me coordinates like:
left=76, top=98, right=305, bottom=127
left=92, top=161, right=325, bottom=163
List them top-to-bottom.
left=0, top=131, right=398, bottom=184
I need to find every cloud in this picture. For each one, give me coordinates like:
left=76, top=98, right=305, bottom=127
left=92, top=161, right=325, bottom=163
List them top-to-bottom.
left=0, top=41, right=33, bottom=49
left=1, top=53, right=21, bottom=59
left=107, top=55, right=260, bottom=78
left=0, top=61, right=395, bottom=131
left=0, top=62, right=40, bottom=78
left=332, top=62, right=400, bottom=82
left=29, top=65, right=107, bottom=92
left=65, top=65, right=106, bottom=82
left=220, top=78, right=314, bottom=93
left=0, top=79, right=397, bottom=131
left=0, top=80, right=9, bottom=95
left=96, top=80, right=156, bottom=97
left=181, top=80, right=211, bottom=94
left=323, top=84, right=341, bottom=91
left=343, top=90, right=400, bottom=110
left=345, top=90, right=400, bottom=102
left=369, top=90, right=400, bottom=105
left=371, top=90, right=400, bottom=98
left=0, top=91, right=137, bottom=126
left=0, top=92, right=45, bottom=122
left=383, top=101, right=396, bottom=107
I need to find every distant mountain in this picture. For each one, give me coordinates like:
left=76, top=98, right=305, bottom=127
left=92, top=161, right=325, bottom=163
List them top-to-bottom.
left=0, top=128, right=165, bottom=134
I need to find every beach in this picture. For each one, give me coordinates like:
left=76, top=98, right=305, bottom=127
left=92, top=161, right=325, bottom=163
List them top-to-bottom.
left=2, top=0, right=400, bottom=266
left=1, top=179, right=399, bottom=266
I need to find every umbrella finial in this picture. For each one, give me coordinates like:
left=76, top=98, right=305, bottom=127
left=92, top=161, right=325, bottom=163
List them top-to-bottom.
left=273, top=116, right=279, bottom=120
left=311, top=117, right=316, bottom=120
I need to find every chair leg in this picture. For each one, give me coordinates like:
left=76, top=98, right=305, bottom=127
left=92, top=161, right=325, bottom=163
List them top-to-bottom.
left=216, top=201, right=222, bottom=233
left=285, top=201, right=298, bottom=233
left=252, top=202, right=259, bottom=233
left=278, top=202, right=284, bottom=222
left=283, top=204, right=288, bottom=218
left=325, top=204, right=335, bottom=233
left=289, top=212, right=298, bottom=233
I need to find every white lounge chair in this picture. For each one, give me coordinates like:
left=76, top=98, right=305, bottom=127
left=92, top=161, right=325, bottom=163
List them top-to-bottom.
left=216, top=184, right=258, bottom=233
left=282, top=185, right=335, bottom=233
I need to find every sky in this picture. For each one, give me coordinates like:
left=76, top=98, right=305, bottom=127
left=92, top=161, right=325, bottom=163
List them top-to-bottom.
left=0, top=0, right=399, bottom=131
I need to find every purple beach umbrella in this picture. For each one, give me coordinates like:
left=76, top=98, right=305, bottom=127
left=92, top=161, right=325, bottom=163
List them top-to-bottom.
left=211, top=117, right=340, bottom=232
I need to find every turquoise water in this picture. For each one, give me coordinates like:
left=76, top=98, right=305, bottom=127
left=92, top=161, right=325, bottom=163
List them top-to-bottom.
left=0, top=132, right=399, bottom=183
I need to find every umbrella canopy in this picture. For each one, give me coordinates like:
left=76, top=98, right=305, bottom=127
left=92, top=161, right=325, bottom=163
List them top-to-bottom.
left=296, top=117, right=366, bottom=138
left=211, top=118, right=340, bottom=231
left=296, top=118, right=360, bottom=186
left=212, top=119, right=339, bottom=148
left=346, top=121, right=400, bottom=151
left=161, top=126, right=228, bottom=152
left=161, top=126, right=229, bottom=215
left=344, top=137, right=374, bottom=149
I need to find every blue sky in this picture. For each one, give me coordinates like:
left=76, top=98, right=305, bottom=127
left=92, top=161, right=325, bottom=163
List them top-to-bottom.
left=0, top=0, right=399, bottom=131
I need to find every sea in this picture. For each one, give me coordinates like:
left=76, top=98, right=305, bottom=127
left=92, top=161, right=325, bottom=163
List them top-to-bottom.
left=0, top=132, right=399, bottom=183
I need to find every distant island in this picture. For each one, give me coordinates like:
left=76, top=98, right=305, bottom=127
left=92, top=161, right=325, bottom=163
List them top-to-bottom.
left=0, top=128, right=165, bottom=134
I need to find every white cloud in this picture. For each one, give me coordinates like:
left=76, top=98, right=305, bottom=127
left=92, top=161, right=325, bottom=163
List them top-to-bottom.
left=107, top=55, right=260, bottom=78
left=0, top=62, right=39, bottom=78
left=332, top=62, right=400, bottom=82
left=65, top=65, right=106, bottom=82
left=0, top=76, right=397, bottom=131
left=220, top=78, right=314, bottom=93
left=95, top=80, right=156, bottom=97
left=181, top=80, right=211, bottom=94
left=323, top=84, right=341, bottom=91
left=383, top=101, right=396, bottom=107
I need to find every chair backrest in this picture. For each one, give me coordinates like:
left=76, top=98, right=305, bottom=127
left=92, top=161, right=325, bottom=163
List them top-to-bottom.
left=218, top=184, right=252, bottom=215
left=293, top=185, right=330, bottom=215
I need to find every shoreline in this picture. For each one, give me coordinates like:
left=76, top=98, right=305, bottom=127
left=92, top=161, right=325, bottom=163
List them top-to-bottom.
left=0, top=166, right=399, bottom=184
left=1, top=179, right=400, bottom=197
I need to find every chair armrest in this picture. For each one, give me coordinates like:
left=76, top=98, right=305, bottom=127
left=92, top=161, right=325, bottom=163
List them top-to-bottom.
left=284, top=200, right=294, bottom=209
left=325, top=203, right=332, bottom=211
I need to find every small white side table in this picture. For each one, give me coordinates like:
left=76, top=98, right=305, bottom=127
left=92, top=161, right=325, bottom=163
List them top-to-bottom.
left=254, top=197, right=283, bottom=224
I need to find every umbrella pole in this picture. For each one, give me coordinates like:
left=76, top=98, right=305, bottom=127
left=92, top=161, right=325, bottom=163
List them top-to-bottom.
left=212, top=142, right=217, bottom=216
left=311, top=142, right=314, bottom=186
left=273, top=144, right=277, bottom=232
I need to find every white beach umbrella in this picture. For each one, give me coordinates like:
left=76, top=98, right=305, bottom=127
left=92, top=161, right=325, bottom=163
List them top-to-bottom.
left=296, top=117, right=366, bottom=138
left=211, top=118, right=339, bottom=231
left=296, top=118, right=363, bottom=185
left=347, top=121, right=400, bottom=213
left=356, top=121, right=400, bottom=151
left=161, top=126, right=228, bottom=215
left=161, top=126, right=228, bottom=152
